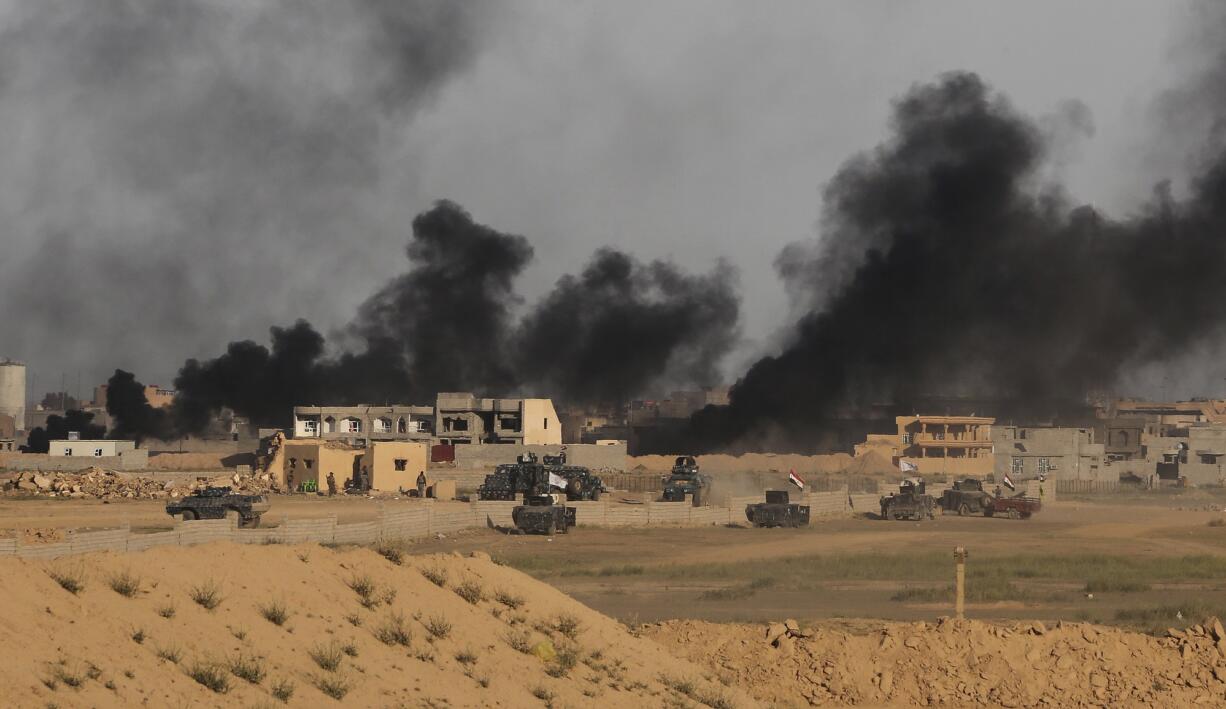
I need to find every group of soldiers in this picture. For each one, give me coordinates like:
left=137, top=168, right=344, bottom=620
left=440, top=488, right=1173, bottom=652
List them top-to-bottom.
left=322, top=469, right=429, bottom=497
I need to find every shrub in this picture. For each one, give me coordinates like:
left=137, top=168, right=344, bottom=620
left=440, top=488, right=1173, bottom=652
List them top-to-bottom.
left=376, top=541, right=405, bottom=565
left=48, top=566, right=85, bottom=595
left=420, top=566, right=447, bottom=587
left=108, top=570, right=141, bottom=597
left=347, top=574, right=376, bottom=601
left=189, top=580, right=223, bottom=610
left=454, top=580, right=484, bottom=605
left=494, top=589, right=524, bottom=610
left=259, top=600, right=290, bottom=626
left=157, top=603, right=176, bottom=619
left=374, top=612, right=412, bottom=646
left=344, top=613, right=362, bottom=627
left=555, top=613, right=582, bottom=640
left=425, top=614, right=452, bottom=640
left=131, top=628, right=146, bottom=644
left=504, top=629, right=532, bottom=654
left=309, top=642, right=344, bottom=672
left=341, top=642, right=358, bottom=657
left=156, top=644, right=182, bottom=664
left=454, top=647, right=478, bottom=665
left=228, top=654, right=265, bottom=684
left=48, top=661, right=85, bottom=688
left=186, top=661, right=230, bottom=694
left=314, top=674, right=351, bottom=700
left=271, top=678, right=295, bottom=702
left=532, top=686, right=554, bottom=701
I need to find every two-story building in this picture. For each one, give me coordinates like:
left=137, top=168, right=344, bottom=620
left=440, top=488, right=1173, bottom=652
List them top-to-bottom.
left=895, top=415, right=995, bottom=476
left=992, top=426, right=1108, bottom=482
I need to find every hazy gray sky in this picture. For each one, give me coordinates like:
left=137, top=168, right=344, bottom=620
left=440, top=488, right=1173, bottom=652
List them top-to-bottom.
left=0, top=1, right=1206, bottom=401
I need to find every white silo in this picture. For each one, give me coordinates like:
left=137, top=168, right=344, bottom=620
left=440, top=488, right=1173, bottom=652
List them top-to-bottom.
left=0, top=359, right=27, bottom=432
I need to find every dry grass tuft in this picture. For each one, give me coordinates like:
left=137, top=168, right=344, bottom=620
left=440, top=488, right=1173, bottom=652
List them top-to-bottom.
left=48, top=565, right=86, bottom=595
left=420, top=565, right=448, bottom=587
left=108, top=569, right=142, bottom=597
left=189, top=580, right=223, bottom=610
left=454, top=580, right=485, bottom=605
left=494, top=589, right=524, bottom=610
left=259, top=599, right=290, bottom=626
left=157, top=603, right=176, bottom=619
left=374, top=612, right=412, bottom=647
left=424, top=614, right=452, bottom=640
left=309, top=642, right=344, bottom=672
left=228, top=653, right=265, bottom=684
left=186, top=660, right=231, bottom=694
left=314, top=674, right=351, bottom=700
left=271, top=677, right=295, bottom=702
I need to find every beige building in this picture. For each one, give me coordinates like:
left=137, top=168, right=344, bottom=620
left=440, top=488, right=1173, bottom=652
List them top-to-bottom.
left=291, top=405, right=435, bottom=443
left=893, top=415, right=995, bottom=476
left=993, top=426, right=1108, bottom=482
left=49, top=439, right=136, bottom=457
left=281, top=440, right=364, bottom=492
left=362, top=441, right=429, bottom=492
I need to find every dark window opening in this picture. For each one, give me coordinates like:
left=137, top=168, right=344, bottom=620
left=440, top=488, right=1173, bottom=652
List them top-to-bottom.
left=394, top=458, right=407, bottom=471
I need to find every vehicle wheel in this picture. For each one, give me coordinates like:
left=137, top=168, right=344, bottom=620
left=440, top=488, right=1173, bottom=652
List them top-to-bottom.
left=591, top=488, right=602, bottom=501
left=958, top=503, right=970, bottom=517
left=984, top=508, right=994, bottom=518
left=1008, top=508, right=1021, bottom=520
left=181, top=510, right=198, bottom=522
left=890, top=511, right=904, bottom=521
left=1020, top=512, right=1032, bottom=519
left=546, top=520, right=556, bottom=536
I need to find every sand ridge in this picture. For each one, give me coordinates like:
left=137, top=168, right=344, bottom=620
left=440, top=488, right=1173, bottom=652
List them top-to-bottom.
left=0, top=542, right=750, bottom=707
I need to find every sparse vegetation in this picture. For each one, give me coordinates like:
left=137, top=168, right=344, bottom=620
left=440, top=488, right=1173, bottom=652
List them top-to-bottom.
left=1210, top=518, right=1226, bottom=527
left=376, top=540, right=405, bottom=564
left=296, top=550, right=311, bottom=563
left=420, top=565, right=448, bottom=587
left=47, top=566, right=85, bottom=595
left=107, top=569, right=141, bottom=597
left=697, top=577, right=775, bottom=601
left=1085, top=578, right=1150, bottom=593
left=189, top=580, right=223, bottom=610
left=454, top=580, right=484, bottom=605
left=494, top=589, right=524, bottom=610
left=259, top=599, right=290, bottom=626
left=157, top=603, right=176, bottom=619
left=374, top=612, right=412, bottom=647
left=344, top=613, right=362, bottom=627
left=554, top=613, right=582, bottom=640
left=425, top=614, right=452, bottom=639
left=230, top=626, right=247, bottom=641
left=131, top=628, right=146, bottom=644
left=505, top=629, right=533, bottom=654
left=309, top=642, right=344, bottom=672
left=341, top=642, right=358, bottom=657
left=156, top=644, right=182, bottom=664
left=454, top=647, right=478, bottom=665
left=228, top=653, right=266, bottom=684
left=186, top=660, right=231, bottom=694
left=47, top=661, right=85, bottom=688
left=314, top=674, right=351, bottom=700
left=271, top=678, right=295, bottom=702
left=531, top=685, right=554, bottom=702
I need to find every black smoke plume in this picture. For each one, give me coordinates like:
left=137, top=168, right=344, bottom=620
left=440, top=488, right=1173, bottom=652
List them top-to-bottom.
left=691, top=71, right=1226, bottom=450
left=352, top=200, right=534, bottom=399
left=172, top=202, right=741, bottom=431
left=515, top=249, right=739, bottom=407
left=105, top=370, right=173, bottom=444
left=23, top=410, right=105, bottom=453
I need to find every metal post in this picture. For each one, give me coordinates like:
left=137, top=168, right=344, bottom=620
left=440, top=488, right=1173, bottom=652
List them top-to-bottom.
left=954, top=546, right=968, bottom=620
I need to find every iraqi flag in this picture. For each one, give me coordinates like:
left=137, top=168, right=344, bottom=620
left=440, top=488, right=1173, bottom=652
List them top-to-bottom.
left=788, top=470, right=806, bottom=490
left=1002, top=473, right=1016, bottom=491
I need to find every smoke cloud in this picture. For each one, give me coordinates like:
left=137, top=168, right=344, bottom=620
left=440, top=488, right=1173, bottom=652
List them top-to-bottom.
left=690, top=69, right=1226, bottom=450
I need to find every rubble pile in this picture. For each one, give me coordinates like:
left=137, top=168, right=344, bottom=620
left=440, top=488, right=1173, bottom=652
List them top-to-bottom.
left=2, top=467, right=280, bottom=500
left=649, top=616, right=1226, bottom=706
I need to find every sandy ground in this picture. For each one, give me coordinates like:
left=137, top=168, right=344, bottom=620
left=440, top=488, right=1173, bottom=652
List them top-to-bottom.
left=0, top=543, right=752, bottom=708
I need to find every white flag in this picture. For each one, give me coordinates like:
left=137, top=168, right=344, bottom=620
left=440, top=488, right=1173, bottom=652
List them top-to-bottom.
left=900, top=460, right=918, bottom=473
left=548, top=472, right=567, bottom=490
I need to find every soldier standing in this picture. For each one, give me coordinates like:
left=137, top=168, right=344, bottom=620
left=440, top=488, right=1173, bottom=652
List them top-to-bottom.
left=326, top=471, right=337, bottom=497
left=417, top=471, right=427, bottom=498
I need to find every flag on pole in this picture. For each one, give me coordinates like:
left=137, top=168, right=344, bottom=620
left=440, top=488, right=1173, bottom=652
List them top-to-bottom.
left=900, top=460, right=918, bottom=473
left=788, top=470, right=805, bottom=490
left=548, top=472, right=567, bottom=490
left=1002, top=473, right=1016, bottom=491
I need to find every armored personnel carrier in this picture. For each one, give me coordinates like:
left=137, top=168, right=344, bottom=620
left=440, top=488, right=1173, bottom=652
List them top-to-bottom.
left=477, top=452, right=607, bottom=501
left=661, top=455, right=711, bottom=505
left=511, top=466, right=576, bottom=535
left=879, top=478, right=936, bottom=521
left=165, top=486, right=270, bottom=528
left=745, top=490, right=811, bottom=528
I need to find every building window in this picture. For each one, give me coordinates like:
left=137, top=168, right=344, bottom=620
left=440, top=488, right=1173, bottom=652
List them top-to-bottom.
left=324, top=417, right=336, bottom=433
left=397, top=417, right=407, bottom=434
left=343, top=418, right=362, bottom=433
left=374, top=418, right=391, bottom=434
left=543, top=418, right=548, bottom=429
left=302, top=419, right=319, bottom=435
left=416, top=420, right=432, bottom=433
left=901, top=433, right=913, bottom=445
left=65, top=448, right=72, bottom=456
left=95, top=448, right=103, bottom=456
left=1011, top=457, right=1023, bottom=475
left=1037, top=457, right=1051, bottom=476
left=289, top=458, right=297, bottom=469
left=394, top=459, right=407, bottom=471
left=305, top=460, right=313, bottom=469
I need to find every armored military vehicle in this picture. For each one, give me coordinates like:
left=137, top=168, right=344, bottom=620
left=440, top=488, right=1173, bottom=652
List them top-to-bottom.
left=477, top=452, right=607, bottom=501
left=661, top=455, right=711, bottom=505
left=511, top=466, right=577, bottom=535
left=879, top=478, right=936, bottom=521
left=939, top=478, right=995, bottom=516
left=166, top=486, right=270, bottom=528
left=745, top=490, right=811, bottom=528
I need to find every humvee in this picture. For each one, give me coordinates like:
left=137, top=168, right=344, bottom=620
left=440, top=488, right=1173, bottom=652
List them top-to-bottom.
left=478, top=452, right=607, bottom=502
left=662, top=455, right=711, bottom=505
left=511, top=466, right=577, bottom=535
left=880, top=478, right=936, bottom=521
left=939, top=478, right=994, bottom=516
left=165, top=487, right=270, bottom=528
left=745, top=490, right=811, bottom=528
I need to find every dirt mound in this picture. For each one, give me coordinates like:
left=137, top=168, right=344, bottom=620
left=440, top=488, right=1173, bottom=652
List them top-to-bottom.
left=1, top=468, right=280, bottom=500
left=0, top=543, right=750, bottom=707
left=647, top=617, right=1226, bottom=706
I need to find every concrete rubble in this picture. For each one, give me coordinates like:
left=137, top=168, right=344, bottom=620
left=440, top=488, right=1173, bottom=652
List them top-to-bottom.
left=1, top=467, right=280, bottom=500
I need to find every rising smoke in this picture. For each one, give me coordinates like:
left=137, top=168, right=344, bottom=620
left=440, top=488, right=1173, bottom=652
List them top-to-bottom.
left=690, top=70, right=1226, bottom=451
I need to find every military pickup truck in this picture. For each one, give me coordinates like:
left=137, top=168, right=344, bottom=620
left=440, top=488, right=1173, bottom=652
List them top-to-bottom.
left=165, top=487, right=270, bottom=528
left=745, top=490, right=811, bottom=528
left=986, top=495, right=1041, bottom=519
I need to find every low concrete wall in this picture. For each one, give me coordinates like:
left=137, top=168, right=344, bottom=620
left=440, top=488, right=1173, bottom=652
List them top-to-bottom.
left=451, top=443, right=627, bottom=471
left=0, top=449, right=148, bottom=471
left=0, top=487, right=858, bottom=560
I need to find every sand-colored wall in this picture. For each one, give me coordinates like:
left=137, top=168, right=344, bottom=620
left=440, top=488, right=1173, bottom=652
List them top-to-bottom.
left=522, top=399, right=562, bottom=445
left=363, top=441, right=428, bottom=492
left=283, top=442, right=362, bottom=490
left=628, top=451, right=900, bottom=476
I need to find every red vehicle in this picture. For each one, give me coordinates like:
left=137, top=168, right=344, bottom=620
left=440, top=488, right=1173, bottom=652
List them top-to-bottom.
left=986, top=495, right=1041, bottom=519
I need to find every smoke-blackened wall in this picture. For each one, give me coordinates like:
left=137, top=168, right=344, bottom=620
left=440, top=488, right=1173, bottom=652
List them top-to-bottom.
left=691, top=70, right=1226, bottom=451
